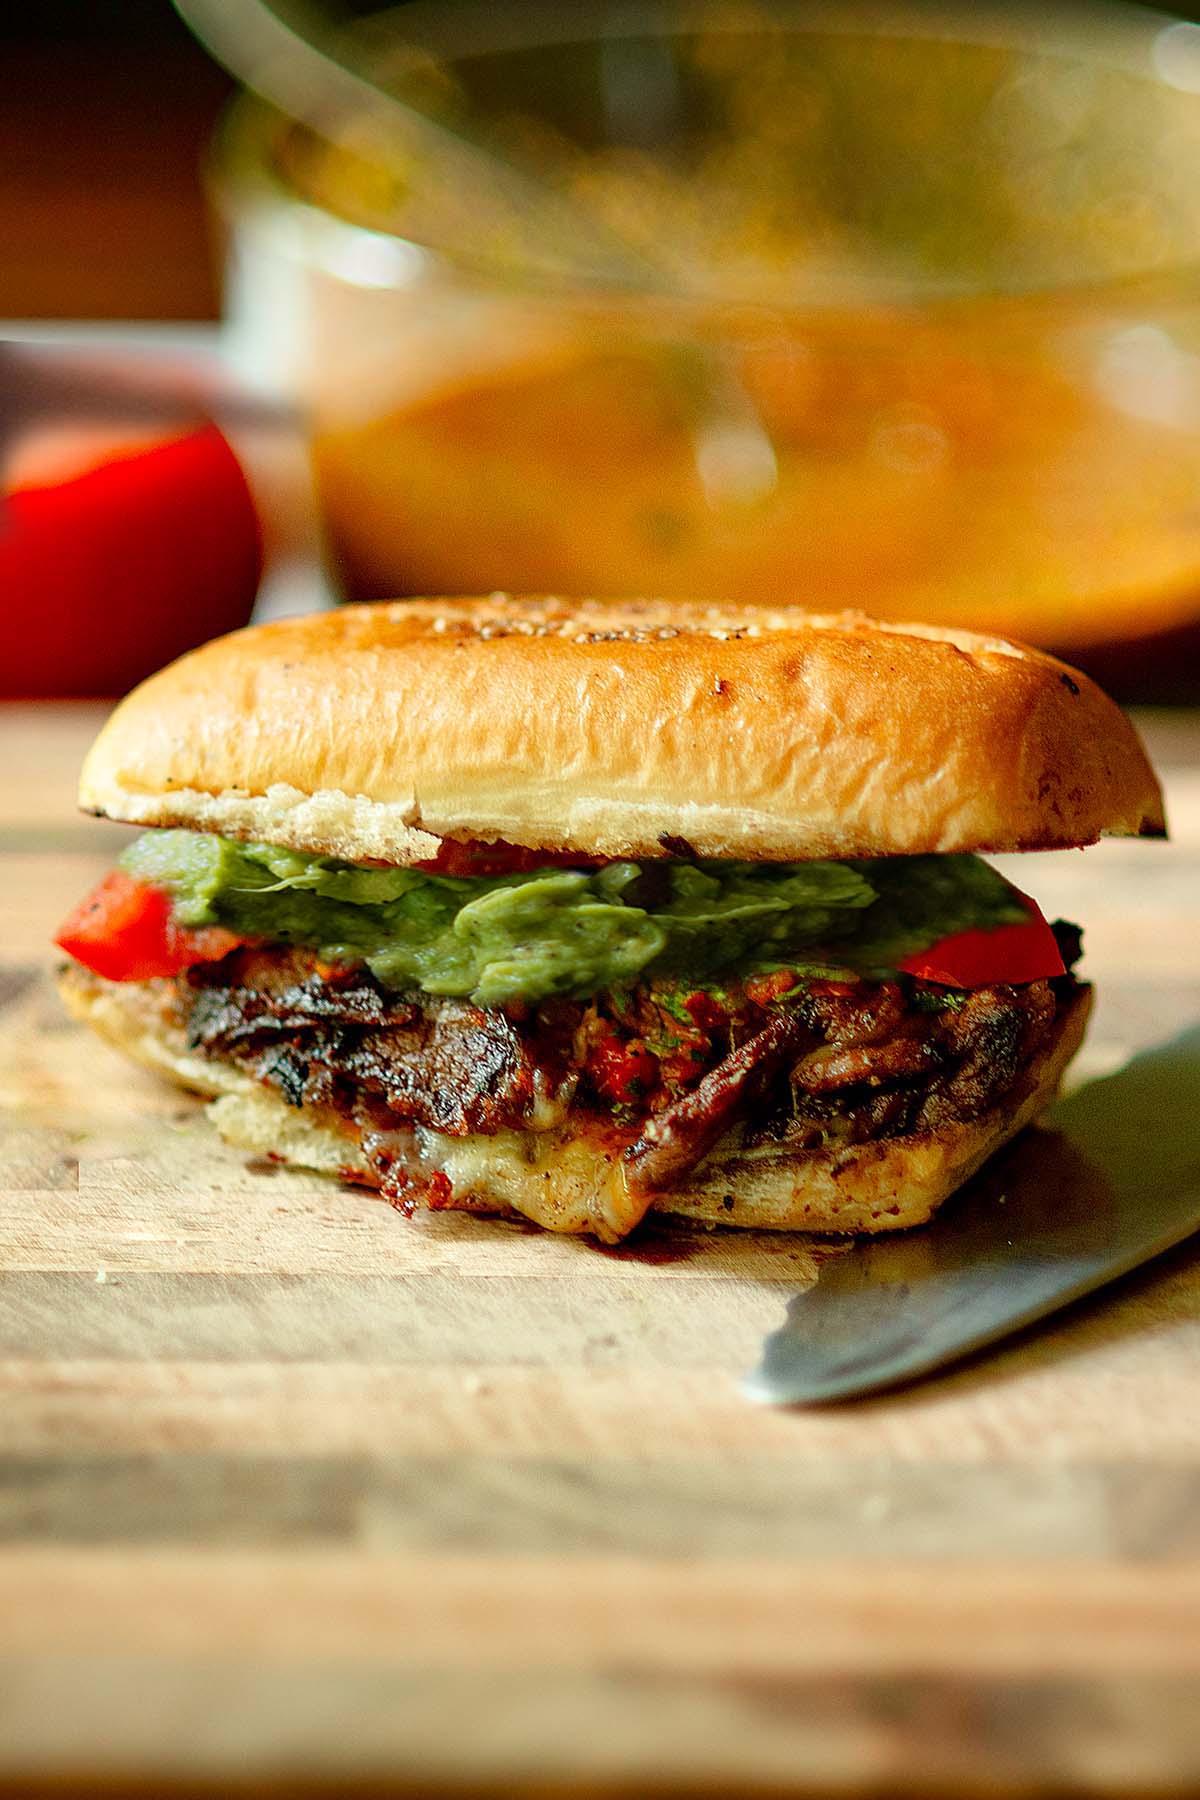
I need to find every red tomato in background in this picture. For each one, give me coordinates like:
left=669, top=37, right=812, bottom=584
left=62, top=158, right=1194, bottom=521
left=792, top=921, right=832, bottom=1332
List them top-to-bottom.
left=1, top=424, right=262, bottom=696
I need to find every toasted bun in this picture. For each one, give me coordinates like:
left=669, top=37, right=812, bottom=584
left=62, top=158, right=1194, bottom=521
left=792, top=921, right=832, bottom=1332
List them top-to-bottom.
left=79, top=597, right=1163, bottom=864
left=58, top=965, right=1090, bottom=1238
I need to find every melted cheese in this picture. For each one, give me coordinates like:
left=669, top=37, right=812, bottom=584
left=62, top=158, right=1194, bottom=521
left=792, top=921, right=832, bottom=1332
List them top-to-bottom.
left=411, top=1124, right=646, bottom=1242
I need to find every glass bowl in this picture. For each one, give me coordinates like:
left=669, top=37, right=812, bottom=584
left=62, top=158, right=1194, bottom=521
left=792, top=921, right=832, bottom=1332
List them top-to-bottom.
left=213, top=0, right=1200, bottom=692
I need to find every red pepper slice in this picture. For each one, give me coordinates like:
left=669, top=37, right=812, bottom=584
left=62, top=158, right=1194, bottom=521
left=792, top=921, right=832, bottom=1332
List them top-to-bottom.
left=54, top=870, right=245, bottom=982
left=899, top=889, right=1065, bottom=988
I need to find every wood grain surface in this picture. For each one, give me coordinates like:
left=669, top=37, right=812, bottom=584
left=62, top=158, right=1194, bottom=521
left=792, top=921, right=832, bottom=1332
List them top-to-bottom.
left=1, top=700, right=1198, bottom=1798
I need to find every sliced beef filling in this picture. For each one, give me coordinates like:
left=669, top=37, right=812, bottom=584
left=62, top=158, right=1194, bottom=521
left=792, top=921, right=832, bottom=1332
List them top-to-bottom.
left=180, top=948, right=1076, bottom=1194
left=187, top=949, right=577, bottom=1137
left=625, top=1011, right=812, bottom=1194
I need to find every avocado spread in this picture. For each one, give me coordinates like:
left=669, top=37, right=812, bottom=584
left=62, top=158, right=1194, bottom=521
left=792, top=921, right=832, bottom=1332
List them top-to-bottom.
left=121, top=831, right=1027, bottom=1007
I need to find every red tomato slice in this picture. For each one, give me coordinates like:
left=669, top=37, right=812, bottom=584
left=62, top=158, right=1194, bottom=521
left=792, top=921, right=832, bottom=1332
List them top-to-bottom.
left=55, top=871, right=244, bottom=982
left=899, top=890, right=1065, bottom=988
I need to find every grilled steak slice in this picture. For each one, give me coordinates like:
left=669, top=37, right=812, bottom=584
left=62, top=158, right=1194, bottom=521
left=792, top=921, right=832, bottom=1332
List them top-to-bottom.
left=189, top=949, right=406, bottom=1043
left=186, top=954, right=575, bottom=1136
left=739, top=980, right=1060, bottom=1155
left=913, top=980, right=1057, bottom=1127
left=334, top=1000, right=573, bottom=1136
left=624, top=1011, right=812, bottom=1194
left=792, top=1035, right=945, bottom=1093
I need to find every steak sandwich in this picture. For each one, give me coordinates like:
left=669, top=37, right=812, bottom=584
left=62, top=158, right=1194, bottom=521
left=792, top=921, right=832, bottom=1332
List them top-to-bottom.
left=56, top=597, right=1163, bottom=1242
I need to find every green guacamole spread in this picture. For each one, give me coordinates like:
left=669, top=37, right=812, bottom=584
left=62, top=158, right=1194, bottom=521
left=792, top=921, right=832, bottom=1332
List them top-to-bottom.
left=120, top=831, right=1028, bottom=1007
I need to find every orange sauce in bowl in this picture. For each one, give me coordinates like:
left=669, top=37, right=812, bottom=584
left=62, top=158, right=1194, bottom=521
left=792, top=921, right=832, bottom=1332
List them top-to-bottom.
left=311, top=309, right=1200, bottom=654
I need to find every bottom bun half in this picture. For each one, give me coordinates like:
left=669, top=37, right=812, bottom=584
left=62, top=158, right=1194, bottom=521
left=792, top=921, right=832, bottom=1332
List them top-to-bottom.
left=59, top=966, right=1091, bottom=1239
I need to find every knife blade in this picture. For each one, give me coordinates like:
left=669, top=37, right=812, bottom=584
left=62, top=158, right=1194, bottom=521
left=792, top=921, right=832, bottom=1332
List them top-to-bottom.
left=743, top=1024, right=1200, bottom=1406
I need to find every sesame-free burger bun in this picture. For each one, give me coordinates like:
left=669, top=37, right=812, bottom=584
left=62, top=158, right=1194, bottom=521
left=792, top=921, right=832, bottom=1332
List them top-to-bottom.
left=79, top=596, right=1164, bottom=865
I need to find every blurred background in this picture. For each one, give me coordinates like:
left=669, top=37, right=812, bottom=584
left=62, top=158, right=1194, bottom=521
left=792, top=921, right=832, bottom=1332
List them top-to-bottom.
left=0, top=0, right=231, bottom=322
left=3, top=0, right=1197, bottom=324
left=6, top=0, right=1200, bottom=698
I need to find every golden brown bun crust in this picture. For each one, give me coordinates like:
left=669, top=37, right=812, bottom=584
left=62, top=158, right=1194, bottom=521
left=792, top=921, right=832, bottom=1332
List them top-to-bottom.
left=79, top=597, right=1164, bottom=863
left=57, top=964, right=1090, bottom=1239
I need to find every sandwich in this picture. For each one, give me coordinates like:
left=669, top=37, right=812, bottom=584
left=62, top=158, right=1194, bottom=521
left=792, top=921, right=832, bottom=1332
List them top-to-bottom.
left=55, top=596, right=1163, bottom=1243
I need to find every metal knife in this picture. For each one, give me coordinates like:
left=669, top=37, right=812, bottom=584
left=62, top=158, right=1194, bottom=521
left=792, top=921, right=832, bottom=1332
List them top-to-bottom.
left=744, top=1024, right=1200, bottom=1406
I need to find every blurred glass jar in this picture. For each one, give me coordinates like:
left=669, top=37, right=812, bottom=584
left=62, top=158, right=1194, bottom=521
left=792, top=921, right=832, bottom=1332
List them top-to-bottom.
left=213, top=0, right=1200, bottom=684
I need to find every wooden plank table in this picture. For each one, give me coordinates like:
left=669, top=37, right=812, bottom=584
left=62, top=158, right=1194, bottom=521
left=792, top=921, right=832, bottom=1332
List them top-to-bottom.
left=1, top=700, right=1198, bottom=1797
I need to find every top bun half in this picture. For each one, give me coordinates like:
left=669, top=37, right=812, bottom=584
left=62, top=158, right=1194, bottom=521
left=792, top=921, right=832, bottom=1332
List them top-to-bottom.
left=79, top=597, right=1165, bottom=864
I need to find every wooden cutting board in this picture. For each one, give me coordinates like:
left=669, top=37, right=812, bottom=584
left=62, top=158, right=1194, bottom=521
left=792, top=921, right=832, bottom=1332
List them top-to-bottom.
left=2, top=702, right=1199, bottom=1798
